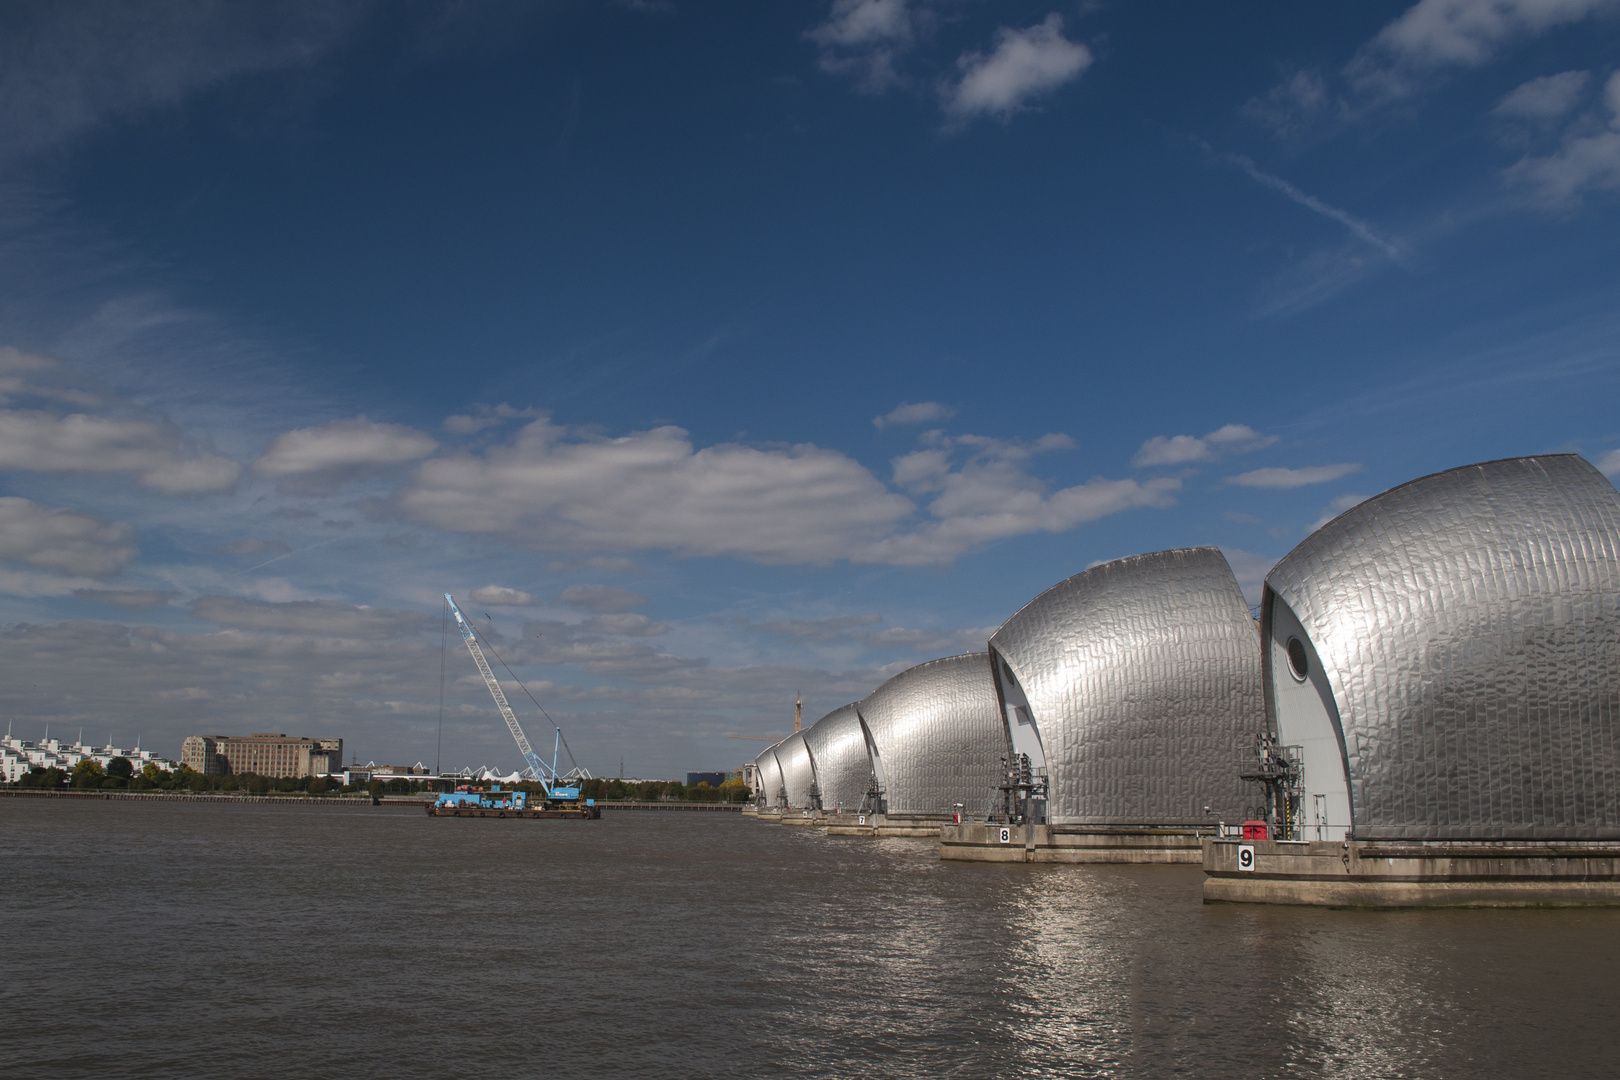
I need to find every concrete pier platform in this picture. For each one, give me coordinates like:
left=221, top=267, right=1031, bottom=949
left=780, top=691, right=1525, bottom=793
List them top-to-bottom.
left=779, top=811, right=828, bottom=827
left=825, top=814, right=942, bottom=838
left=940, top=823, right=1206, bottom=863
left=1203, top=838, right=1620, bottom=907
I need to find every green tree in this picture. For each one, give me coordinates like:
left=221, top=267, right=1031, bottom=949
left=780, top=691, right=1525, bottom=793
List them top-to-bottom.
left=106, top=757, right=134, bottom=786
left=71, top=759, right=105, bottom=788
left=140, top=762, right=164, bottom=784
left=187, top=769, right=210, bottom=792
left=308, top=776, right=327, bottom=795
left=368, top=778, right=384, bottom=800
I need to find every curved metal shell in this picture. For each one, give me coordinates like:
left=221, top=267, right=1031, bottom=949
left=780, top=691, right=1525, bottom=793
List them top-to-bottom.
left=1265, top=454, right=1620, bottom=840
left=990, top=547, right=1263, bottom=826
left=855, top=653, right=1004, bottom=818
left=802, top=703, right=869, bottom=811
left=774, top=731, right=817, bottom=810
left=753, top=744, right=786, bottom=808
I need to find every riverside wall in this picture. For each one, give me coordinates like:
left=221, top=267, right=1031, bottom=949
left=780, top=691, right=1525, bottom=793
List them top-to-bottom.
left=939, top=822, right=1206, bottom=863
left=1203, top=838, right=1620, bottom=907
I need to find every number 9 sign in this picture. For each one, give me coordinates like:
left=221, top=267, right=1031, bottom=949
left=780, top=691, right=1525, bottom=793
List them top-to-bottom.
left=1237, top=844, right=1256, bottom=872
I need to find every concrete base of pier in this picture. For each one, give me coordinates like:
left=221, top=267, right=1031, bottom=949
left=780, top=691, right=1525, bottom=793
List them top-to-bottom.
left=779, top=811, right=827, bottom=827
left=825, top=814, right=943, bottom=838
left=939, top=823, right=1206, bottom=863
left=1203, top=839, right=1620, bottom=907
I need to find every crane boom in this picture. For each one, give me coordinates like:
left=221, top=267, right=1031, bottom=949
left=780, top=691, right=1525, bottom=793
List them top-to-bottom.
left=446, top=593, right=571, bottom=796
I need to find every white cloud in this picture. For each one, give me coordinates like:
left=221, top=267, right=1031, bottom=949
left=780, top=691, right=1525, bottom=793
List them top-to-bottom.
left=0, top=0, right=370, bottom=161
left=808, top=0, right=919, bottom=92
left=810, top=0, right=914, bottom=48
left=1250, top=0, right=1616, bottom=134
left=1355, top=0, right=1615, bottom=86
left=944, top=14, right=1091, bottom=121
left=1495, top=70, right=1591, bottom=118
left=1504, top=72, right=1620, bottom=206
left=0, top=348, right=241, bottom=494
left=873, top=400, right=956, bottom=430
left=442, top=404, right=541, bottom=434
left=0, top=409, right=240, bottom=494
left=254, top=416, right=438, bottom=478
left=397, top=418, right=1172, bottom=567
left=398, top=419, right=916, bottom=564
left=1132, top=424, right=1277, bottom=467
left=1596, top=449, right=1620, bottom=476
left=1228, top=463, right=1363, bottom=489
left=1312, top=492, right=1371, bottom=531
left=0, top=497, right=136, bottom=577
left=224, top=538, right=291, bottom=556
left=559, top=584, right=648, bottom=614
left=469, top=585, right=536, bottom=607
left=72, top=588, right=175, bottom=609
left=189, top=595, right=432, bottom=638
left=580, top=613, right=668, bottom=637
left=754, top=613, right=884, bottom=642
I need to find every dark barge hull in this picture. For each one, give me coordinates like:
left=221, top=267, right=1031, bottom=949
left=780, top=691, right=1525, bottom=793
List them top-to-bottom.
left=426, top=805, right=601, bottom=819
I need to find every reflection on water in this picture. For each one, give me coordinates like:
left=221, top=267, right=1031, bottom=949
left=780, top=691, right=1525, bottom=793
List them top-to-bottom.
left=2, top=801, right=1617, bottom=1079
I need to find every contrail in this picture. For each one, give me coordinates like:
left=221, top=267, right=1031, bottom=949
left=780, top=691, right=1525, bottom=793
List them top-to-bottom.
left=1226, top=152, right=1405, bottom=265
left=238, top=536, right=341, bottom=574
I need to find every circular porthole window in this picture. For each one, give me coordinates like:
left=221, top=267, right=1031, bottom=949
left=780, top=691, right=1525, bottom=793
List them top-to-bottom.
left=1285, top=637, right=1309, bottom=682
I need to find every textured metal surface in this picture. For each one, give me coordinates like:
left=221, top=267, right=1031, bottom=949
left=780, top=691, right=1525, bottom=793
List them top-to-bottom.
left=1265, top=455, right=1620, bottom=840
left=991, top=547, right=1263, bottom=825
left=855, top=653, right=1004, bottom=817
left=801, top=703, right=869, bottom=811
left=774, top=731, right=817, bottom=810
left=753, top=744, right=786, bottom=808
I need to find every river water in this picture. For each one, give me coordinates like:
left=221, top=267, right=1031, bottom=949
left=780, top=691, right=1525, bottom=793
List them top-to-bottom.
left=2, top=799, right=1617, bottom=1079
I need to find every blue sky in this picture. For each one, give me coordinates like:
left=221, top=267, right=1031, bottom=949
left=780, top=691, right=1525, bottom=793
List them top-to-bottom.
left=2, top=0, right=1618, bottom=776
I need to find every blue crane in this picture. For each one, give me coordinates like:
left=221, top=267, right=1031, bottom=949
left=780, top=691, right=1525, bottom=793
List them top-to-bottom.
left=445, top=593, right=580, bottom=802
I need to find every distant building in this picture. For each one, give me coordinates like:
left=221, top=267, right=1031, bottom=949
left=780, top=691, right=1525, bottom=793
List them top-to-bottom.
left=3, top=734, right=177, bottom=783
left=182, top=734, right=343, bottom=778
left=686, top=771, right=727, bottom=787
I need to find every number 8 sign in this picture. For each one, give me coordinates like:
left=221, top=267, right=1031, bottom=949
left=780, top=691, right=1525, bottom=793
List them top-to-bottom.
left=1238, top=845, right=1256, bottom=871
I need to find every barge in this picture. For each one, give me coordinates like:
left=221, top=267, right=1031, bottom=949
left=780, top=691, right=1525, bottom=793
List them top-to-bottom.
left=426, top=783, right=600, bottom=819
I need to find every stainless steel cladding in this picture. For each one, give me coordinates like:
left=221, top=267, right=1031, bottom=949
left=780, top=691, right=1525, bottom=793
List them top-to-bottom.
left=1264, top=455, right=1620, bottom=841
left=990, top=547, right=1263, bottom=826
left=855, top=653, right=1005, bottom=817
left=802, top=703, right=869, bottom=811
left=774, top=731, right=817, bottom=809
left=754, top=745, right=786, bottom=808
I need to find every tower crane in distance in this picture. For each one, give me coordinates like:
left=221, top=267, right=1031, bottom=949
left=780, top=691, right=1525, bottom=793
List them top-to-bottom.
left=445, top=592, right=582, bottom=806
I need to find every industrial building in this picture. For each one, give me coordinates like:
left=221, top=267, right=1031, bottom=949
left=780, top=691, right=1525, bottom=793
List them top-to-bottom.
left=1206, top=455, right=1620, bottom=905
left=944, top=547, right=1265, bottom=862
left=800, top=703, right=869, bottom=814
left=181, top=733, right=343, bottom=779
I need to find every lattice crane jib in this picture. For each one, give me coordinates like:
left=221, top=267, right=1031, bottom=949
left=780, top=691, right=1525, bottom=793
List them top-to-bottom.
left=445, top=593, right=561, bottom=793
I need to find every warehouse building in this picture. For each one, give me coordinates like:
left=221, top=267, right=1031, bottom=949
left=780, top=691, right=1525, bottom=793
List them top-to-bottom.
left=1206, top=455, right=1620, bottom=905
left=944, top=547, right=1265, bottom=862
left=181, top=733, right=343, bottom=779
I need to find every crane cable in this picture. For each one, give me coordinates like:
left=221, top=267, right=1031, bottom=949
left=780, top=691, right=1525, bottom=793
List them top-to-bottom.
left=468, top=623, right=583, bottom=776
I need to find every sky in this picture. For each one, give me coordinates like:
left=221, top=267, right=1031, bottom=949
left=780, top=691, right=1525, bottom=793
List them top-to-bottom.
left=2, top=0, right=1619, bottom=777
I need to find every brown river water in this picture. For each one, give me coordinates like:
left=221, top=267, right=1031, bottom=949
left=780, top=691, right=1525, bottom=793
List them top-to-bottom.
left=2, top=799, right=1617, bottom=1079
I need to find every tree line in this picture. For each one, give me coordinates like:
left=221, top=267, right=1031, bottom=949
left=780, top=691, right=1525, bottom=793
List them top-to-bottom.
left=8, top=760, right=431, bottom=795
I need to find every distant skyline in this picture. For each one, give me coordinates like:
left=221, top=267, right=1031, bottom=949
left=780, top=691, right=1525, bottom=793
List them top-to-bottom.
left=2, top=0, right=1618, bottom=775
